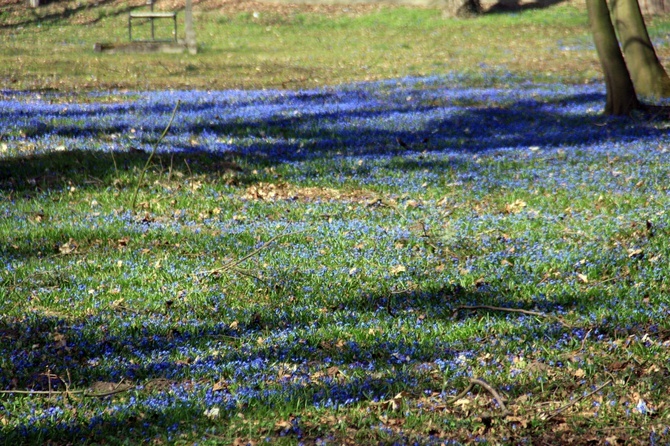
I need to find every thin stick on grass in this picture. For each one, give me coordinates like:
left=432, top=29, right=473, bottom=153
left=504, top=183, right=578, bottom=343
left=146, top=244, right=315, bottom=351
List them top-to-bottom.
left=131, top=100, right=180, bottom=212
left=110, top=148, right=119, bottom=180
left=168, top=153, right=175, bottom=182
left=183, top=157, right=192, bottom=176
left=200, top=229, right=309, bottom=278
left=452, top=304, right=570, bottom=328
left=577, top=328, right=593, bottom=353
left=47, top=366, right=52, bottom=399
left=448, top=377, right=510, bottom=416
left=0, top=378, right=134, bottom=399
left=447, top=380, right=475, bottom=404
left=541, top=380, right=612, bottom=421
left=0, top=387, right=134, bottom=398
left=82, top=387, right=134, bottom=398
left=0, top=389, right=87, bottom=395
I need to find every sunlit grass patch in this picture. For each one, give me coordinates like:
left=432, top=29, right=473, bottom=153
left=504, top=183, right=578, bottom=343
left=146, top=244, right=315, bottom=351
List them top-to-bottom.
left=0, top=0, right=648, bottom=91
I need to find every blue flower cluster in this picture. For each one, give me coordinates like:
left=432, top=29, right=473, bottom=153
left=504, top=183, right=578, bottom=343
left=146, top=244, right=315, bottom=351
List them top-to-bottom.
left=1, top=75, right=668, bottom=443
left=0, top=76, right=665, bottom=163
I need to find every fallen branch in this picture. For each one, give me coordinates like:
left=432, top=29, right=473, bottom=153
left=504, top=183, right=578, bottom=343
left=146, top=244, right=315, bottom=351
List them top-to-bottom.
left=131, top=100, right=180, bottom=212
left=200, top=229, right=308, bottom=278
left=452, top=305, right=570, bottom=327
left=577, top=328, right=593, bottom=353
left=448, top=377, right=510, bottom=417
left=0, top=378, right=135, bottom=399
left=447, top=380, right=475, bottom=404
left=541, top=380, right=612, bottom=421
left=0, top=386, right=134, bottom=398
left=83, top=386, right=135, bottom=398
left=0, top=389, right=85, bottom=396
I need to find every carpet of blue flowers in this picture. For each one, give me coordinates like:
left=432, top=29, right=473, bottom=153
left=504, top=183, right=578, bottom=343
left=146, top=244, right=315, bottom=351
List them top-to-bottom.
left=1, top=76, right=669, bottom=444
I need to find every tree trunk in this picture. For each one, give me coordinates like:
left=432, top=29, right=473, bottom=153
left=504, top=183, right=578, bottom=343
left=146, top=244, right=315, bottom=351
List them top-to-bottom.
left=185, top=0, right=197, bottom=55
left=587, top=0, right=640, bottom=115
left=610, top=0, right=670, bottom=98
left=638, top=0, right=668, bottom=16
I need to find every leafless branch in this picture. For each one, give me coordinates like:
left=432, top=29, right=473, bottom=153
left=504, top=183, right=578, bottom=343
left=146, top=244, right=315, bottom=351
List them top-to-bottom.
left=200, top=229, right=308, bottom=278
left=452, top=304, right=570, bottom=327
left=448, top=377, right=510, bottom=417
left=0, top=378, right=135, bottom=399
left=447, top=380, right=474, bottom=404
left=541, top=380, right=612, bottom=421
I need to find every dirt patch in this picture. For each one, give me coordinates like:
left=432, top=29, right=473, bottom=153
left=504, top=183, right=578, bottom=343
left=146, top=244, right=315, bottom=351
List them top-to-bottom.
left=243, top=181, right=380, bottom=203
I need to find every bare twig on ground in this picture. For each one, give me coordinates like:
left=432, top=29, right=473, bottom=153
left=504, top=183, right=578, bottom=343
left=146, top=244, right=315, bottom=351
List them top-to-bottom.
left=131, top=100, right=180, bottom=212
left=199, top=229, right=308, bottom=278
left=452, top=304, right=570, bottom=328
left=577, top=328, right=593, bottom=353
left=448, top=377, right=510, bottom=417
left=0, top=378, right=134, bottom=398
left=447, top=380, right=475, bottom=404
left=541, top=380, right=612, bottom=421
left=83, top=385, right=134, bottom=398
left=0, top=387, right=134, bottom=398
left=0, top=389, right=87, bottom=395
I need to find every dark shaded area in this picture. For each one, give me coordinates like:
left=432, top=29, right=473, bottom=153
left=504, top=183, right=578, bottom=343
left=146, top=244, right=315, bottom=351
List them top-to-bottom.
left=0, top=0, right=156, bottom=29
left=484, top=0, right=566, bottom=13
left=1, top=87, right=668, bottom=443
left=0, top=89, right=664, bottom=196
left=0, top=149, right=245, bottom=198
left=0, top=278, right=663, bottom=443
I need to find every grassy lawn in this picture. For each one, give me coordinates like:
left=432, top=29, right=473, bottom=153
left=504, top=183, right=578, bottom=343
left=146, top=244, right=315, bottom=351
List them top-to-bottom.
left=0, top=0, right=610, bottom=91
left=2, top=1, right=670, bottom=445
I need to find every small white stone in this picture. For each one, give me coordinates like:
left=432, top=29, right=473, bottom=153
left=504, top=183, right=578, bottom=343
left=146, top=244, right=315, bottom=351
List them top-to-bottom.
left=204, top=407, right=220, bottom=419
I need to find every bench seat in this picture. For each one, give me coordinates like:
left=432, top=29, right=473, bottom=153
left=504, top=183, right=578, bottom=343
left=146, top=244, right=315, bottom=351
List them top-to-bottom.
left=128, top=8, right=177, bottom=42
left=129, top=11, right=176, bottom=18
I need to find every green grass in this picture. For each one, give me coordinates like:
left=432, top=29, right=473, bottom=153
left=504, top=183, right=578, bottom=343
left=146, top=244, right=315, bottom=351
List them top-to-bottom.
left=0, top=0, right=608, bottom=91
left=2, top=2, right=670, bottom=444
left=1, top=80, right=670, bottom=443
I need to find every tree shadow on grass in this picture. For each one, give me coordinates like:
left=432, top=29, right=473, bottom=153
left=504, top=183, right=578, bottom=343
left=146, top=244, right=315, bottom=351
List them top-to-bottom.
left=0, top=0, right=166, bottom=29
left=0, top=0, right=126, bottom=29
left=484, top=0, right=566, bottom=14
left=1, top=85, right=666, bottom=443
left=0, top=87, right=664, bottom=195
left=0, top=149, right=245, bottom=199
left=0, top=278, right=631, bottom=443
left=0, top=279, right=604, bottom=391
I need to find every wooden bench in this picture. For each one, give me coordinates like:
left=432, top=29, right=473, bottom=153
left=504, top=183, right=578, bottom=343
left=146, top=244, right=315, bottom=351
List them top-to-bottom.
left=128, top=0, right=177, bottom=42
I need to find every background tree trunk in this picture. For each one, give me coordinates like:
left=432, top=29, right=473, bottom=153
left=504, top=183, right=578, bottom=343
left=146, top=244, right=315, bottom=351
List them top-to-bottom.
left=185, top=0, right=197, bottom=55
left=587, top=0, right=640, bottom=115
left=611, top=0, right=670, bottom=98
left=638, top=0, right=668, bottom=16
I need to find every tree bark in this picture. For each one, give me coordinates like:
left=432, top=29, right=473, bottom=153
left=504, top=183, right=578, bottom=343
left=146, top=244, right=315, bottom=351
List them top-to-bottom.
left=587, top=0, right=640, bottom=115
left=610, top=0, right=670, bottom=98
left=638, top=0, right=668, bottom=16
